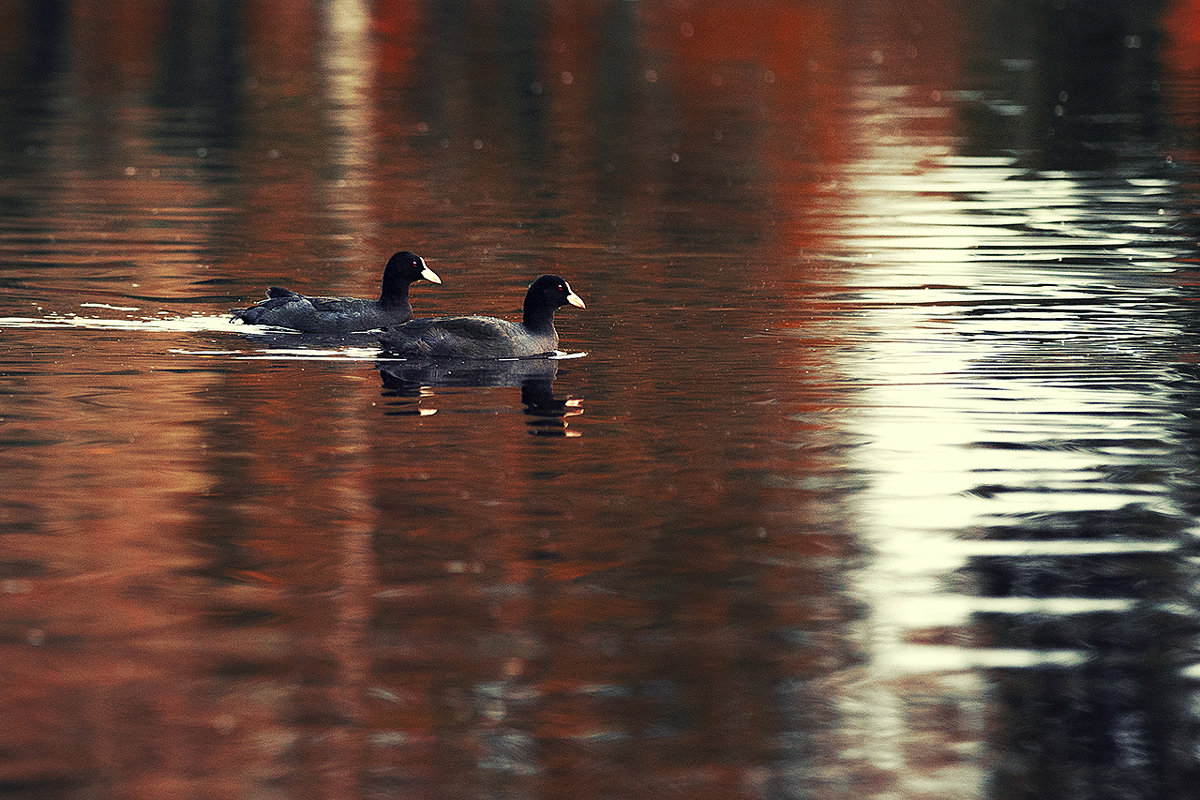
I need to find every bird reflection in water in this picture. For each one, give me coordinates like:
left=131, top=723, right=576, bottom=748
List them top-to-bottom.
left=377, top=358, right=583, bottom=436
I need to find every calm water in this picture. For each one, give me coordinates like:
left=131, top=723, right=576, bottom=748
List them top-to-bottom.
left=4, top=1, right=1200, bottom=798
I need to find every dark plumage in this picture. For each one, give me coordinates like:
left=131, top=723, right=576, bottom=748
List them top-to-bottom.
left=231, top=251, right=440, bottom=332
left=379, top=274, right=585, bottom=359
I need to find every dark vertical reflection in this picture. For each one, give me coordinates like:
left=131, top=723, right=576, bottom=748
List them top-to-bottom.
left=24, top=0, right=68, bottom=82
left=153, top=0, right=243, bottom=152
left=156, top=0, right=242, bottom=107
left=499, top=0, right=548, bottom=165
left=589, top=0, right=638, bottom=206
left=960, top=0, right=1167, bottom=169
left=1037, top=0, right=1166, bottom=168
left=0, top=1, right=66, bottom=181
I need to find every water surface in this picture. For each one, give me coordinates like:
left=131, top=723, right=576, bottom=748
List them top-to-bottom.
left=3, top=1, right=1200, bottom=799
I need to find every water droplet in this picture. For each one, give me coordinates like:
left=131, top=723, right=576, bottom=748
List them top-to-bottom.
left=680, top=21, right=695, bottom=37
left=871, top=50, right=884, bottom=65
left=644, top=69, right=658, bottom=83
left=763, top=69, right=775, bottom=84
left=561, top=71, right=574, bottom=85
left=529, top=81, right=543, bottom=95
left=473, top=139, right=483, bottom=150
left=197, top=147, right=208, bottom=157
left=268, top=148, right=280, bottom=159
left=670, top=152, right=680, bottom=163
left=124, top=166, right=136, bottom=176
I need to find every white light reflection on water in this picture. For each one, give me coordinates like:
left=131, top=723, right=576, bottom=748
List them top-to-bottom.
left=811, top=84, right=1198, bottom=797
left=839, top=146, right=1192, bottom=661
left=0, top=312, right=260, bottom=333
left=0, top=312, right=383, bottom=360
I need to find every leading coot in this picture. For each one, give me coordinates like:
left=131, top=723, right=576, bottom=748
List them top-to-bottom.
left=378, top=274, right=585, bottom=358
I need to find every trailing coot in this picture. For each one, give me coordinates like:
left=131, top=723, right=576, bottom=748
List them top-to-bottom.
left=231, top=251, right=440, bottom=332
left=378, top=274, right=585, bottom=358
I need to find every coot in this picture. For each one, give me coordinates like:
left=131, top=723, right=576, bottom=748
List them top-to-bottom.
left=232, top=251, right=440, bottom=332
left=378, top=274, right=584, bottom=358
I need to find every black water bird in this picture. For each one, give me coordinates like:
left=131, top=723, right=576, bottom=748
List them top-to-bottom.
left=232, top=251, right=440, bottom=332
left=379, top=274, right=585, bottom=358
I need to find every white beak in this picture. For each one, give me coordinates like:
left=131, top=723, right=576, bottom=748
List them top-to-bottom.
left=419, top=257, right=442, bottom=284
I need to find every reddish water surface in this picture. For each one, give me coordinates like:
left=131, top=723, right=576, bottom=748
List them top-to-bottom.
left=4, top=2, right=1200, bottom=799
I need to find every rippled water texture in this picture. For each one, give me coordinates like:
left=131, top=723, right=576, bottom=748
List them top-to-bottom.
left=4, top=1, right=1200, bottom=798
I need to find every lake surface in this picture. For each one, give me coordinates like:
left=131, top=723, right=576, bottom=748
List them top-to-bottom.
left=4, top=1, right=1200, bottom=798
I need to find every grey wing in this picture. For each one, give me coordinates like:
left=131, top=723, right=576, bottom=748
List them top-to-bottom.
left=307, top=296, right=370, bottom=314
left=381, top=316, right=517, bottom=357
left=428, top=316, right=513, bottom=340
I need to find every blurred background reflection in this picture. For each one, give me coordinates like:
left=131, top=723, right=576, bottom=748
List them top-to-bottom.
left=2, top=1, right=1200, bottom=799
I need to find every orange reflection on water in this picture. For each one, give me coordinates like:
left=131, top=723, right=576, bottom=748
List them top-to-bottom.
left=3, top=1, right=1198, bottom=799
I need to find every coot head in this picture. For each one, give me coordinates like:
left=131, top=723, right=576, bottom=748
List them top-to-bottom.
left=383, top=251, right=441, bottom=293
left=521, top=274, right=585, bottom=331
left=528, top=274, right=585, bottom=310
